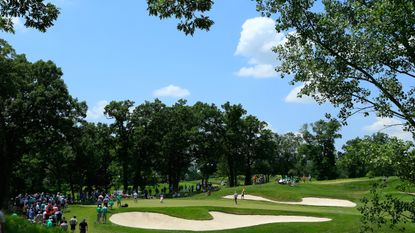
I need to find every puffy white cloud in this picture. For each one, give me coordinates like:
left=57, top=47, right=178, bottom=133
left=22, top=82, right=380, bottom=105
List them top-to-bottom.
left=235, top=17, right=286, bottom=78
left=236, top=64, right=276, bottom=78
left=284, top=84, right=315, bottom=104
left=153, top=85, right=190, bottom=98
left=87, top=100, right=109, bottom=120
left=364, top=117, right=413, bottom=141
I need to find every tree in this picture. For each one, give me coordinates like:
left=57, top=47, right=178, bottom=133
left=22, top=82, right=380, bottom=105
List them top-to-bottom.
left=0, top=0, right=59, bottom=33
left=149, top=0, right=415, bottom=137
left=257, top=0, right=415, bottom=135
left=0, top=40, right=86, bottom=206
left=130, top=99, right=166, bottom=191
left=104, top=100, right=135, bottom=192
left=156, top=100, right=196, bottom=192
left=191, top=102, right=224, bottom=188
left=221, top=102, right=246, bottom=187
left=240, top=115, right=270, bottom=185
left=299, top=119, right=342, bottom=180
left=273, top=132, right=303, bottom=176
left=338, top=133, right=413, bottom=178
left=337, top=137, right=369, bottom=178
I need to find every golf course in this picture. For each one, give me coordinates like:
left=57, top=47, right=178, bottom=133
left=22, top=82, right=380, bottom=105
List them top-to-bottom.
left=2, top=1, right=415, bottom=233
left=13, top=177, right=409, bottom=233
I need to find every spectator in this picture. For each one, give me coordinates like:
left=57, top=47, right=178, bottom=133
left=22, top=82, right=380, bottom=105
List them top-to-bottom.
left=96, top=205, right=102, bottom=224
left=102, top=205, right=108, bottom=224
left=69, top=216, right=78, bottom=233
left=60, top=217, right=68, bottom=231
left=79, top=219, right=88, bottom=233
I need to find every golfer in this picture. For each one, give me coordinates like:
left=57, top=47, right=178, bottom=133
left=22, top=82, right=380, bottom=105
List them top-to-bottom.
left=233, top=191, right=238, bottom=205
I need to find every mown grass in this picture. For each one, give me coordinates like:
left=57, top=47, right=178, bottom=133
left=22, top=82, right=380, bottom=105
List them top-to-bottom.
left=7, top=177, right=415, bottom=232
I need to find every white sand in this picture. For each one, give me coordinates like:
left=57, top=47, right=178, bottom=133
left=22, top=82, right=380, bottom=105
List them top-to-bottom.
left=224, top=194, right=356, bottom=207
left=110, top=211, right=331, bottom=231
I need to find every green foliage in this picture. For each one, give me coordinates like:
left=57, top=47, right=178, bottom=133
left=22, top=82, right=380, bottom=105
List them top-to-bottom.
left=0, top=0, right=59, bottom=33
left=147, top=0, right=214, bottom=35
left=257, top=0, right=415, bottom=135
left=0, top=39, right=86, bottom=206
left=298, top=119, right=342, bottom=180
left=338, top=133, right=414, bottom=178
left=359, top=182, right=415, bottom=232
left=5, top=216, right=65, bottom=233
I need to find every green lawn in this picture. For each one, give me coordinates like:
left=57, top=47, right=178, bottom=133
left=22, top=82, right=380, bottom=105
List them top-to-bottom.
left=9, top=177, right=415, bottom=233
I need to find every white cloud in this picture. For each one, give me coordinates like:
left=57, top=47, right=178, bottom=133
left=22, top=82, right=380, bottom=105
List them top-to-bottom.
left=235, top=17, right=286, bottom=78
left=236, top=64, right=276, bottom=78
left=285, top=84, right=315, bottom=104
left=153, top=85, right=190, bottom=98
left=87, top=100, right=109, bottom=120
left=364, top=117, right=413, bottom=141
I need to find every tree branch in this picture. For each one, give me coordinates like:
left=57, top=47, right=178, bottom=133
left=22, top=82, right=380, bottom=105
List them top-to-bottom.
left=297, top=9, right=415, bottom=129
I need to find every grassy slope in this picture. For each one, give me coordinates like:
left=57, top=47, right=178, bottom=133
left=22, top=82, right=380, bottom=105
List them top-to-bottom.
left=26, top=177, right=415, bottom=233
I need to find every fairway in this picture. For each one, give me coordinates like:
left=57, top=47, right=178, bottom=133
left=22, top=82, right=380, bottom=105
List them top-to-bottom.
left=59, top=177, right=415, bottom=233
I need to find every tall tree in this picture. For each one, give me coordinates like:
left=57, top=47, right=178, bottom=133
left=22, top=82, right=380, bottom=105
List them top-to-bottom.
left=0, top=40, right=86, bottom=206
left=130, top=99, right=166, bottom=191
left=105, top=100, right=134, bottom=192
left=157, top=100, right=196, bottom=192
left=191, top=102, right=224, bottom=188
left=221, top=102, right=246, bottom=187
left=299, top=119, right=342, bottom=180
left=273, top=132, right=303, bottom=176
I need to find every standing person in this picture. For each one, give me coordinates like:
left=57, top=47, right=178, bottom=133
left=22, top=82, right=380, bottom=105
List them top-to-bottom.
left=241, top=188, right=245, bottom=199
left=133, top=191, right=138, bottom=202
left=233, top=191, right=238, bottom=205
left=116, top=194, right=122, bottom=207
left=160, top=194, right=164, bottom=203
left=103, top=195, right=109, bottom=207
left=109, top=198, right=114, bottom=209
left=96, top=205, right=102, bottom=224
left=102, top=205, right=108, bottom=224
left=0, top=209, right=5, bottom=233
left=69, top=216, right=78, bottom=233
left=60, top=217, right=68, bottom=231
left=79, top=219, right=88, bottom=233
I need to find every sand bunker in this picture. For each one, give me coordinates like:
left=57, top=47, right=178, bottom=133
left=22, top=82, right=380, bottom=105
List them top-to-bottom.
left=223, top=194, right=356, bottom=207
left=110, top=211, right=331, bottom=231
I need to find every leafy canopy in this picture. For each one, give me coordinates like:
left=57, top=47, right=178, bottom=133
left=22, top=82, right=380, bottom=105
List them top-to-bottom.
left=0, top=0, right=59, bottom=33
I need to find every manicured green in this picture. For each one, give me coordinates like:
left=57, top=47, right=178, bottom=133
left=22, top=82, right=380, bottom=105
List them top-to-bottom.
left=8, top=177, right=415, bottom=233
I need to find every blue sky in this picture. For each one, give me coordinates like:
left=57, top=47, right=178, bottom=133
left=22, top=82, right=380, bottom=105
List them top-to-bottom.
left=2, top=0, right=412, bottom=147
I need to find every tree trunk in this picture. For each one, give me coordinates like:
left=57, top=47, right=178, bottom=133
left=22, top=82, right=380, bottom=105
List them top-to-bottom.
left=227, top=155, right=235, bottom=187
left=244, top=156, right=252, bottom=185
left=122, top=161, right=129, bottom=193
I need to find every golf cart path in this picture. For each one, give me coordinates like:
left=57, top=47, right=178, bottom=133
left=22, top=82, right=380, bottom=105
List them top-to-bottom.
left=223, top=194, right=356, bottom=207
left=110, top=211, right=331, bottom=231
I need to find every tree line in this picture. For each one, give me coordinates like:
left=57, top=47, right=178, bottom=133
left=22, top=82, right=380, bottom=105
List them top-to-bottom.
left=2, top=38, right=413, bottom=209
